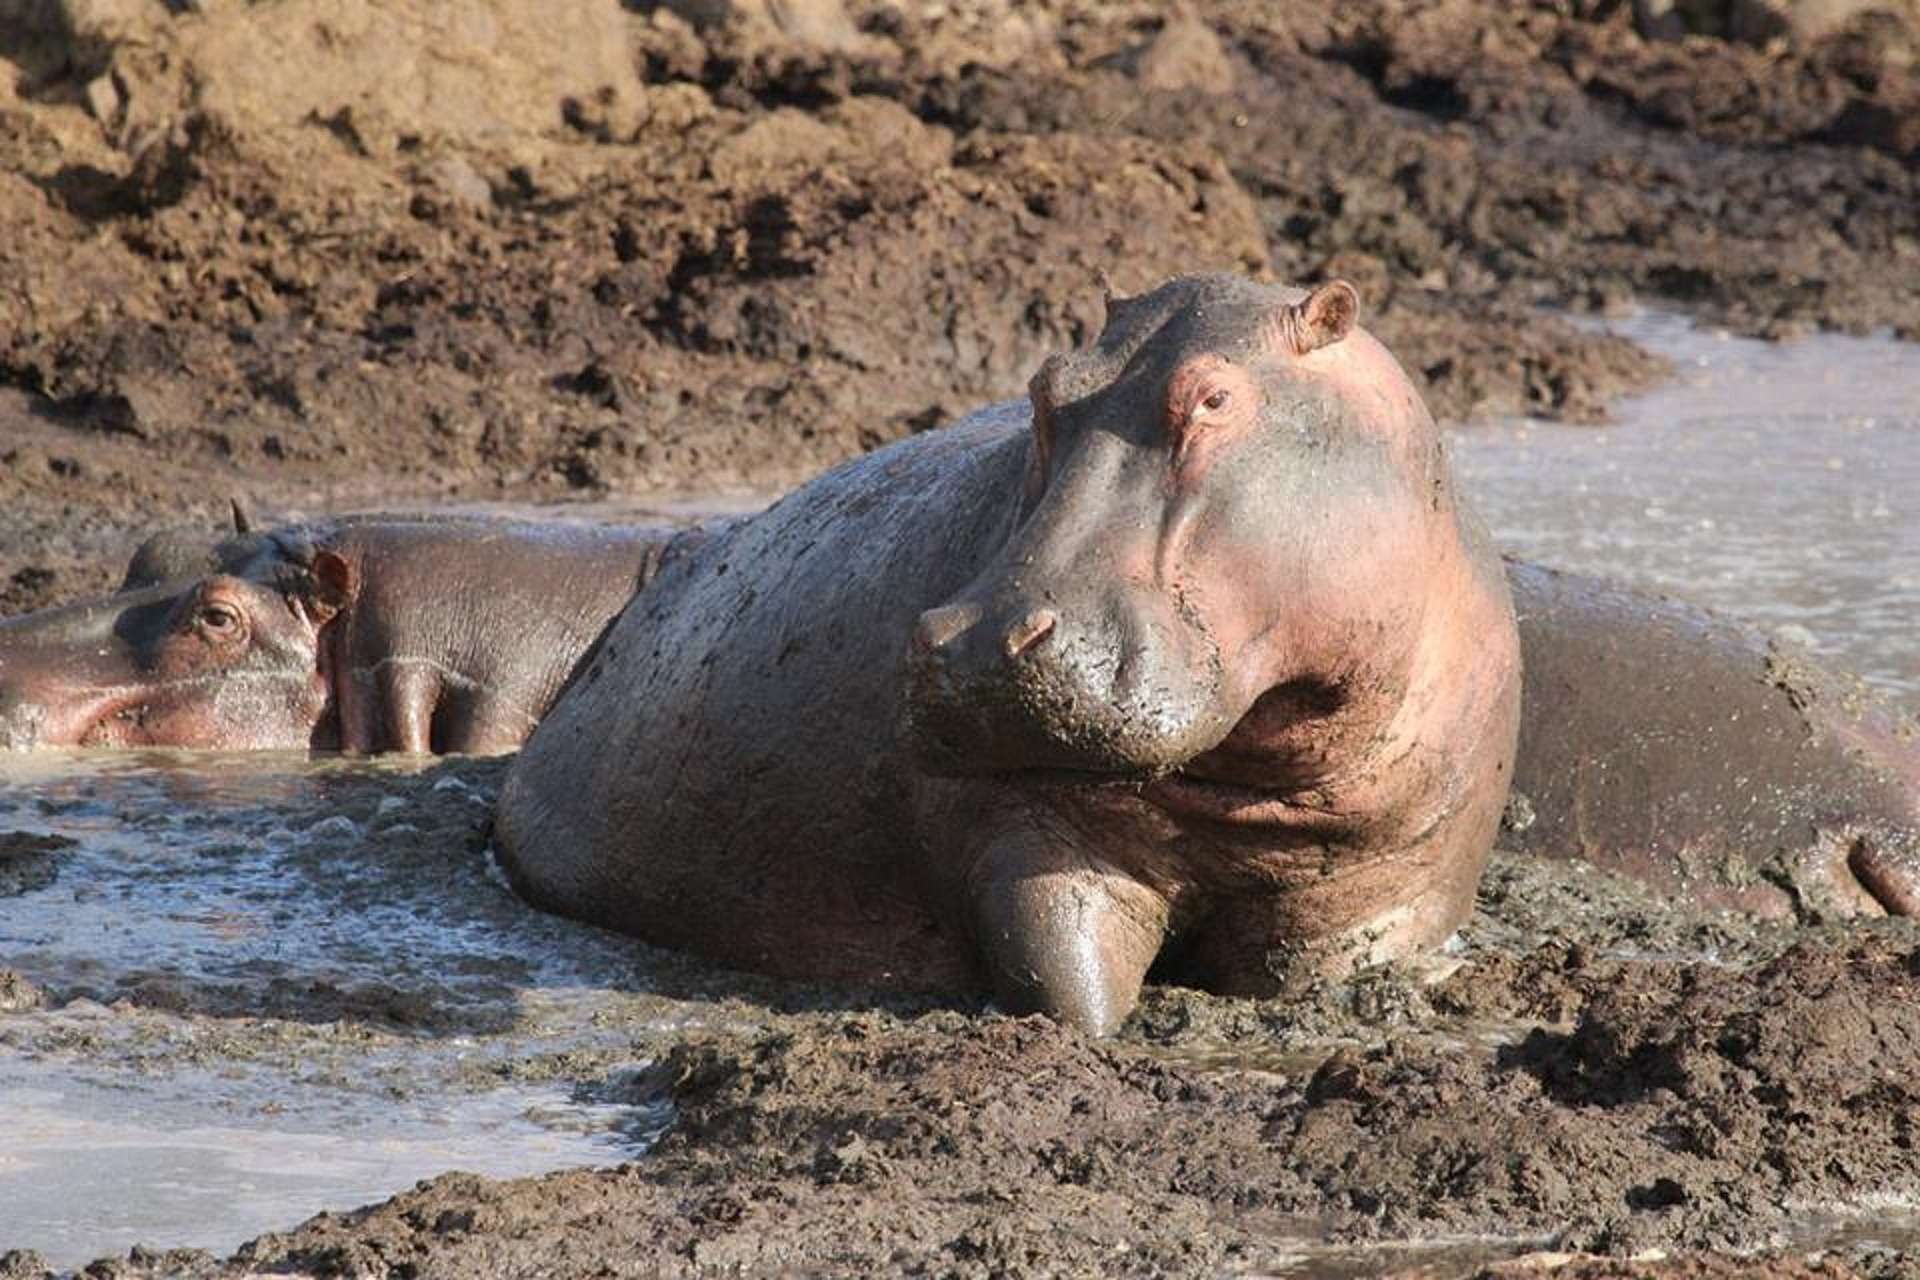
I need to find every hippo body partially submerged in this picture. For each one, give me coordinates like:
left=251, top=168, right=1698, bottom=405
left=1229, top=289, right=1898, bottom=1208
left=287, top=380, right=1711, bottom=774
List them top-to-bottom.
left=498, top=276, right=1526, bottom=1034
left=0, top=516, right=675, bottom=754
left=1507, top=561, right=1920, bottom=919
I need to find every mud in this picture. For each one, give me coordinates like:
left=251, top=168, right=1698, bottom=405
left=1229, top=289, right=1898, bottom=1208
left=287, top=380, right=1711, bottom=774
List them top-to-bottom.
left=4, top=0, right=1920, bottom=1274
left=5, top=0, right=1919, bottom=616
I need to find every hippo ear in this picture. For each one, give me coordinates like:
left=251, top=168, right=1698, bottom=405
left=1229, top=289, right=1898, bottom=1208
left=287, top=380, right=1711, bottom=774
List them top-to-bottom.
left=1271, top=279, right=1360, bottom=356
left=229, top=497, right=254, bottom=535
left=305, top=550, right=358, bottom=624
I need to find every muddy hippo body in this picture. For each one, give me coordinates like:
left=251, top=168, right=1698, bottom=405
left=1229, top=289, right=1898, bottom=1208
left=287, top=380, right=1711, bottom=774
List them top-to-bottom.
left=498, top=276, right=1524, bottom=1035
left=0, top=516, right=675, bottom=754
left=1506, top=561, right=1920, bottom=918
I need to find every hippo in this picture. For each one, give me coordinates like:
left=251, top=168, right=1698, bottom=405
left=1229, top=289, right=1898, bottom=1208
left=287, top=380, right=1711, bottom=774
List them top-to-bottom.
left=496, top=274, right=1526, bottom=1036
left=0, top=512, right=677, bottom=754
left=1505, top=561, right=1920, bottom=920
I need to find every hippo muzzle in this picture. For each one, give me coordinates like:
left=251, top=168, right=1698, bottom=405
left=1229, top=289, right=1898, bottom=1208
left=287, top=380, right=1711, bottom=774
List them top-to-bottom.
left=904, top=582, right=1235, bottom=779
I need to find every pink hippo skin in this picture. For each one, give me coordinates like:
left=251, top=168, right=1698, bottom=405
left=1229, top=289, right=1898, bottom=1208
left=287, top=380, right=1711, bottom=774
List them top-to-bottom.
left=496, top=275, right=1523, bottom=1035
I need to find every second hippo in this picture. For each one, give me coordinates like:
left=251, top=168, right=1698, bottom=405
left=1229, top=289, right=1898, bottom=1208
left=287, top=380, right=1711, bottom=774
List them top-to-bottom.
left=496, top=274, right=1524, bottom=1035
left=0, top=514, right=679, bottom=754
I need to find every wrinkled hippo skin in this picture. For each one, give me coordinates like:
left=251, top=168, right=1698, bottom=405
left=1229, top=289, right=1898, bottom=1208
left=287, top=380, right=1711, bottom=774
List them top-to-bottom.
left=498, top=275, right=1525, bottom=1035
left=0, top=515, right=674, bottom=754
left=1507, top=561, right=1920, bottom=919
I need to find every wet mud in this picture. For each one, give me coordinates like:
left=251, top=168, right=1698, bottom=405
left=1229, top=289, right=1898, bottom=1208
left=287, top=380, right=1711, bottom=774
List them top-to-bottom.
left=4, top=0, right=1920, bottom=1275
left=1, top=754, right=1918, bottom=1277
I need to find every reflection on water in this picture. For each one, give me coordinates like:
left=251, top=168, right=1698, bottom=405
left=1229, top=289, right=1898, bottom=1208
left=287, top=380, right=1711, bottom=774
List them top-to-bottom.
left=1452, top=312, right=1920, bottom=707
left=1, top=314, right=1917, bottom=1270
left=0, top=1078, right=661, bottom=1270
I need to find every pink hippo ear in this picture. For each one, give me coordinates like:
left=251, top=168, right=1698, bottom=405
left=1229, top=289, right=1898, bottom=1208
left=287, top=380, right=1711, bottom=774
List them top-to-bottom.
left=1268, top=279, right=1360, bottom=356
left=305, top=550, right=359, bottom=625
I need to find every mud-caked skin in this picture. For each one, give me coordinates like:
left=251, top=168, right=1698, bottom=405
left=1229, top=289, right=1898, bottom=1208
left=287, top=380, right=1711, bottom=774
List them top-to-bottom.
left=497, top=275, right=1525, bottom=1035
left=0, top=514, right=675, bottom=754
left=1505, top=561, right=1920, bottom=920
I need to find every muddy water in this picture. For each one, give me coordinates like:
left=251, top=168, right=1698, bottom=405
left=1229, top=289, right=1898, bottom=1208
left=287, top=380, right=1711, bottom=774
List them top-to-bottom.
left=1453, top=311, right=1920, bottom=707
left=2, top=318, right=1918, bottom=1271
left=0, top=753, right=691, bottom=1269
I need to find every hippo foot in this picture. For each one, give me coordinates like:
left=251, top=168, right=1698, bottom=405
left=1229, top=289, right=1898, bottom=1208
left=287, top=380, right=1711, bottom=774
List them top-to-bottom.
left=1762, top=824, right=1920, bottom=921
left=1847, top=829, right=1920, bottom=916
left=969, top=842, right=1169, bottom=1038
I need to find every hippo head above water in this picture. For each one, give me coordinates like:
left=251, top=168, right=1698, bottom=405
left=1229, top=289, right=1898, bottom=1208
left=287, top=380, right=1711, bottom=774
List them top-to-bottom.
left=891, top=275, right=1522, bottom=1028
left=906, top=275, right=1473, bottom=800
left=0, top=514, right=672, bottom=755
left=0, top=517, right=352, bottom=751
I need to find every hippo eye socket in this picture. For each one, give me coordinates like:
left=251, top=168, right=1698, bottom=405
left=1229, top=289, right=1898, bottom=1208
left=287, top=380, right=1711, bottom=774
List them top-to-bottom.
left=1198, top=389, right=1231, bottom=414
left=197, top=603, right=243, bottom=635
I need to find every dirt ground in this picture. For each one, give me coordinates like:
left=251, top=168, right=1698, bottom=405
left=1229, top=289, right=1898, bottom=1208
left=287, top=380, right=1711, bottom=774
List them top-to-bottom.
left=3, top=0, right=1920, bottom=1276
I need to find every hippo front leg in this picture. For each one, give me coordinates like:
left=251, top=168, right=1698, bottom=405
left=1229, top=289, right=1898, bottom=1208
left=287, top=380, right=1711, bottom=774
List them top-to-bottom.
left=338, top=659, right=441, bottom=754
left=967, top=836, right=1170, bottom=1037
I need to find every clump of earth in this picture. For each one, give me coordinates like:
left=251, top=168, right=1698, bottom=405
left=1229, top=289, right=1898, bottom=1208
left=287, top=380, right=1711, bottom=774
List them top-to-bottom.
left=2, top=0, right=1919, bottom=1275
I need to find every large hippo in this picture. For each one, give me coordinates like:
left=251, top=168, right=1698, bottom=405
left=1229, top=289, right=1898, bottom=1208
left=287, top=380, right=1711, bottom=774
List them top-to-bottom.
left=497, top=274, right=1526, bottom=1035
left=0, top=514, right=677, bottom=754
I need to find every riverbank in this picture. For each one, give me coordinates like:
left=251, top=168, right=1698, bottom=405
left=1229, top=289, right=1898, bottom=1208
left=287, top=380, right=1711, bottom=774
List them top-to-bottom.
left=4, top=0, right=1917, bottom=615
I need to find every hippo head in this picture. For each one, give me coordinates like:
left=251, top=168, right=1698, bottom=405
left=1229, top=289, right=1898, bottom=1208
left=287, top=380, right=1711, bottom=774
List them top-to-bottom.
left=906, top=274, right=1465, bottom=796
left=0, top=518, right=355, bottom=751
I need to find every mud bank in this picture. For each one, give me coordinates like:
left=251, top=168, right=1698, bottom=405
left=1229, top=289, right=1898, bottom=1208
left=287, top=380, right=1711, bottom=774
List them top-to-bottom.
left=5, top=0, right=1919, bottom=614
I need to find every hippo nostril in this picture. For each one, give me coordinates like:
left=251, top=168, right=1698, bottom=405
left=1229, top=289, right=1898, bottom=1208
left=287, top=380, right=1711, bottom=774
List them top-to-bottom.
left=913, top=602, right=983, bottom=655
left=1003, top=609, right=1057, bottom=660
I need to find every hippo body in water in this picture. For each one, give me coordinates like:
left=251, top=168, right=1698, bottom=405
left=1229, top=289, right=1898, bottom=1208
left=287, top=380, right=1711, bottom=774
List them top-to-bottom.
left=498, top=275, right=1527, bottom=1035
left=498, top=277, right=1920, bottom=1031
left=0, top=515, right=675, bottom=754
left=1506, top=561, right=1920, bottom=920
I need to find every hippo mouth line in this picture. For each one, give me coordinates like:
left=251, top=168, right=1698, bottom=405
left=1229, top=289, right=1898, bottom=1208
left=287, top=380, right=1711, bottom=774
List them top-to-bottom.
left=7, top=671, right=298, bottom=750
left=994, top=763, right=1313, bottom=826
left=1143, top=771, right=1330, bottom=826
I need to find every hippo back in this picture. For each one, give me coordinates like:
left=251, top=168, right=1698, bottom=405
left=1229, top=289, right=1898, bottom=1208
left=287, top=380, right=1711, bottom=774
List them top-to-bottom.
left=494, top=405, right=1034, bottom=985
left=1507, top=560, right=1920, bottom=917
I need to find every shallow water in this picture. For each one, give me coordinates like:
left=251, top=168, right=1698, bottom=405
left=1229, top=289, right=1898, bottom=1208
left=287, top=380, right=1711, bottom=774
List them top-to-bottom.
left=1453, top=311, right=1920, bottom=706
left=2, top=316, right=1917, bottom=1271
left=0, top=753, right=685, bottom=1270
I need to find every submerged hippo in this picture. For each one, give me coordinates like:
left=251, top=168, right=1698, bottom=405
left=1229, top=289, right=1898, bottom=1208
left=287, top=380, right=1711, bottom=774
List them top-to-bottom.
left=497, top=274, right=1526, bottom=1035
left=0, top=513, right=674, bottom=754
left=1506, top=561, right=1920, bottom=920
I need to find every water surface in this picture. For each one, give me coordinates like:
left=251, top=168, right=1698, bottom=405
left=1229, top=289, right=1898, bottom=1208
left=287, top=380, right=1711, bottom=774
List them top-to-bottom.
left=1453, top=311, right=1920, bottom=706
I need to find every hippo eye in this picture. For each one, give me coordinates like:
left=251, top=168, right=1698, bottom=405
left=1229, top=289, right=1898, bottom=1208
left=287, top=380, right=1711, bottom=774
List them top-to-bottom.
left=1198, top=389, right=1231, bottom=415
left=197, top=603, right=242, bottom=635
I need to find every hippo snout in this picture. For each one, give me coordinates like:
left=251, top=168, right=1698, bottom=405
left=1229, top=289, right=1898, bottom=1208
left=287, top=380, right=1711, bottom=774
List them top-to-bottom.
left=904, top=592, right=1232, bottom=779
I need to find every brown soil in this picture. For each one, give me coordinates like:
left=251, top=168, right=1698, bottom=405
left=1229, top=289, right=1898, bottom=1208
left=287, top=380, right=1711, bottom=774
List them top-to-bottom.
left=5, top=0, right=1918, bottom=615
left=4, top=1, right=1920, bottom=1275
left=220, top=935, right=1919, bottom=1277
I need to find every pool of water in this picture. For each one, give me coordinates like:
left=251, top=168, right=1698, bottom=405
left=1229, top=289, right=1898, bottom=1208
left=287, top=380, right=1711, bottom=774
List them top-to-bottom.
left=1452, top=311, right=1920, bottom=707
left=0, top=312, right=1916, bottom=1271
left=0, top=752, right=689, bottom=1270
